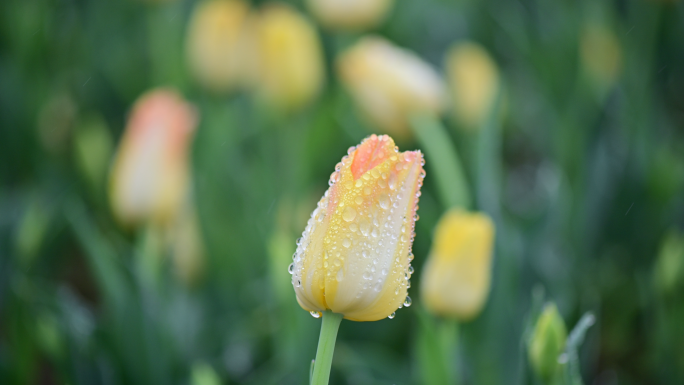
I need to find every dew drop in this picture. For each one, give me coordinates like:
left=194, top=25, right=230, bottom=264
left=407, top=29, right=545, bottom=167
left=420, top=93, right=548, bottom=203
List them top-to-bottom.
left=388, top=173, right=397, bottom=190
left=355, top=179, right=363, bottom=188
left=364, top=187, right=371, bottom=195
left=378, top=194, right=390, bottom=209
left=355, top=196, right=364, bottom=205
left=342, top=206, right=357, bottom=222
left=359, top=220, right=371, bottom=236
left=349, top=223, right=358, bottom=232
left=371, top=228, right=379, bottom=237
left=342, top=238, right=351, bottom=248
left=408, top=252, right=414, bottom=262
left=334, top=259, right=341, bottom=267
left=288, top=263, right=295, bottom=274
left=408, top=265, right=415, bottom=275
left=381, top=268, right=388, bottom=276
left=336, top=269, right=344, bottom=281
left=374, top=283, right=383, bottom=292
left=404, top=296, right=412, bottom=307
left=310, top=311, right=321, bottom=318
left=388, top=312, right=396, bottom=319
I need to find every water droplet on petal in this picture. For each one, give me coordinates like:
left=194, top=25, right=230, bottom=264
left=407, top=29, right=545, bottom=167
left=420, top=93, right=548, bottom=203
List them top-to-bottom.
left=388, top=173, right=397, bottom=190
left=378, top=193, right=390, bottom=209
left=355, top=196, right=363, bottom=205
left=342, top=206, right=357, bottom=222
left=359, top=220, right=371, bottom=236
left=342, top=238, right=351, bottom=248
left=288, top=263, right=295, bottom=274
left=408, top=265, right=414, bottom=275
left=336, top=269, right=344, bottom=281
left=404, top=296, right=412, bottom=307
left=310, top=311, right=321, bottom=318
left=388, top=312, right=396, bottom=319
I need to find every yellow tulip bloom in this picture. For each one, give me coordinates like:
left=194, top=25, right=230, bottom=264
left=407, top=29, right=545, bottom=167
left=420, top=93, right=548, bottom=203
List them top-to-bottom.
left=186, top=0, right=251, bottom=93
left=306, top=0, right=393, bottom=31
left=253, top=3, right=324, bottom=111
left=337, top=36, right=446, bottom=140
left=445, top=41, right=500, bottom=130
left=109, top=89, right=198, bottom=227
left=291, top=134, right=425, bottom=321
left=421, top=210, right=495, bottom=321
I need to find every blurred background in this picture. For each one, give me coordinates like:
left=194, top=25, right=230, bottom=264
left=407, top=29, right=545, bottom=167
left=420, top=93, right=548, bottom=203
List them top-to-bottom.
left=1, top=0, right=683, bottom=384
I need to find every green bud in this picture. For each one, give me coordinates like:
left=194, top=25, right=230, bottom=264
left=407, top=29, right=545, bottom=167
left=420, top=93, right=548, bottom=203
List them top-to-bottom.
left=653, top=230, right=684, bottom=295
left=528, top=303, right=567, bottom=382
left=191, top=362, right=221, bottom=385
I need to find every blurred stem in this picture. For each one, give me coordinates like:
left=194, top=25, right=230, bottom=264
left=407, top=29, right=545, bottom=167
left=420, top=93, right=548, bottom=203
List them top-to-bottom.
left=410, top=113, right=471, bottom=210
left=417, top=307, right=459, bottom=385
left=311, top=311, right=343, bottom=385
left=439, top=319, right=459, bottom=385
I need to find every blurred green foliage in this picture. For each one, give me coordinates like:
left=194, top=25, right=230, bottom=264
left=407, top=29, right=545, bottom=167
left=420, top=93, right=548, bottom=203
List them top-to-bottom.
left=1, top=0, right=684, bottom=384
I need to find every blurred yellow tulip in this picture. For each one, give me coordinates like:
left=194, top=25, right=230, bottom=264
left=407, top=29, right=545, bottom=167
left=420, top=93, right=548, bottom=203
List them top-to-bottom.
left=186, top=0, right=251, bottom=93
left=306, top=0, right=393, bottom=31
left=253, top=3, right=324, bottom=111
left=580, top=24, right=622, bottom=93
left=337, top=36, right=446, bottom=140
left=445, top=42, right=500, bottom=130
left=109, top=88, right=198, bottom=227
left=290, top=134, right=425, bottom=321
left=421, top=209, right=494, bottom=321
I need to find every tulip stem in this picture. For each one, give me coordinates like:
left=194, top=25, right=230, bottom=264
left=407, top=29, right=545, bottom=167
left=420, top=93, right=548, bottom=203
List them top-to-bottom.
left=409, top=113, right=471, bottom=210
left=311, top=310, right=343, bottom=385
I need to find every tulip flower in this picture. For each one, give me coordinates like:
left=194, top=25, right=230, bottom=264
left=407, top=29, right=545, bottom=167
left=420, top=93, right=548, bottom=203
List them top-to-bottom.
left=186, top=0, right=251, bottom=93
left=305, top=0, right=393, bottom=31
left=253, top=3, right=324, bottom=111
left=337, top=36, right=446, bottom=140
left=445, top=41, right=500, bottom=130
left=109, top=89, right=198, bottom=227
left=291, top=134, right=424, bottom=384
left=421, top=209, right=495, bottom=321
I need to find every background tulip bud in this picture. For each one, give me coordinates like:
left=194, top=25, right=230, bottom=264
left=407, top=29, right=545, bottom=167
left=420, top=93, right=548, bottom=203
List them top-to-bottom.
left=186, top=0, right=251, bottom=93
left=305, top=0, right=393, bottom=31
left=253, top=3, right=324, bottom=111
left=580, top=23, right=622, bottom=94
left=337, top=37, right=446, bottom=140
left=445, top=41, right=500, bottom=130
left=109, top=88, right=198, bottom=227
left=290, top=134, right=425, bottom=321
left=421, top=210, right=495, bottom=321
left=653, top=229, right=684, bottom=295
left=528, top=303, right=568, bottom=383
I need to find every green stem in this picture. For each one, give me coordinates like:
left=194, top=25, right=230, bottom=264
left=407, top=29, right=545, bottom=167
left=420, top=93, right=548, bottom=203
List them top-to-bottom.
left=409, top=113, right=471, bottom=210
left=311, top=311, right=344, bottom=385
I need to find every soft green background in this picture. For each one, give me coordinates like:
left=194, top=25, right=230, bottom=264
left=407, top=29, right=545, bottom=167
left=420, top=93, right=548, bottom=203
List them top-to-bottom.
left=1, top=0, right=683, bottom=384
